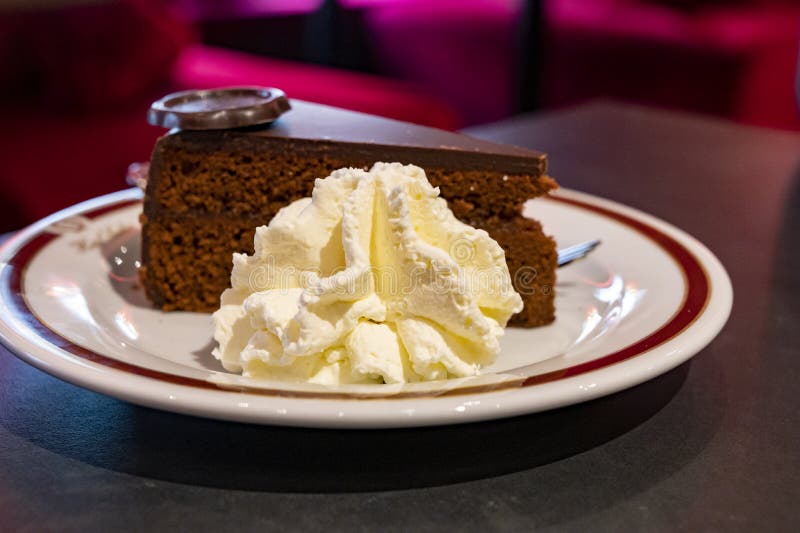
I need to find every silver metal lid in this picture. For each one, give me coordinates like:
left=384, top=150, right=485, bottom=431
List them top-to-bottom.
left=147, top=87, right=291, bottom=130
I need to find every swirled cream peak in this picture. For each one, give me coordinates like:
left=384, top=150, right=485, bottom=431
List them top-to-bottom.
left=212, top=163, right=522, bottom=384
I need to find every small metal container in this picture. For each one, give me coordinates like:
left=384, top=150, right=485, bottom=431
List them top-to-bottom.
left=147, top=87, right=291, bottom=130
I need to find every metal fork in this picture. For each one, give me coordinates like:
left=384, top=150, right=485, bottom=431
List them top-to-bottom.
left=557, top=239, right=601, bottom=268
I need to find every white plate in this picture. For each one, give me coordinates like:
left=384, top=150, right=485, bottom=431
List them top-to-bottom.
left=0, top=188, right=731, bottom=428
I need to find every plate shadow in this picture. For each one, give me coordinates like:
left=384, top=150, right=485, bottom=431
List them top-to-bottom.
left=2, top=356, right=691, bottom=492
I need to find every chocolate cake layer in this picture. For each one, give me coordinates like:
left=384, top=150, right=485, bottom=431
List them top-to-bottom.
left=141, top=100, right=557, bottom=326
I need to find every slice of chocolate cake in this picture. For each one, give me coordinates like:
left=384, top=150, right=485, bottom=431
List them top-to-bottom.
left=142, top=100, right=557, bottom=326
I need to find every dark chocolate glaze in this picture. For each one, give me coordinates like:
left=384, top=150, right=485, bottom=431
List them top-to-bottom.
left=166, top=100, right=547, bottom=175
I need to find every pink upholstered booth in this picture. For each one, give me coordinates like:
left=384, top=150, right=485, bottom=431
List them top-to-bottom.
left=350, top=0, right=523, bottom=126
left=352, top=0, right=800, bottom=129
left=541, top=0, right=800, bottom=130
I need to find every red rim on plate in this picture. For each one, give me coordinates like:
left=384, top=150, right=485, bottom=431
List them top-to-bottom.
left=0, top=195, right=709, bottom=400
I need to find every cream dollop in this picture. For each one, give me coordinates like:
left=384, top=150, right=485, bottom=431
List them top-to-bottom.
left=212, top=163, right=522, bottom=384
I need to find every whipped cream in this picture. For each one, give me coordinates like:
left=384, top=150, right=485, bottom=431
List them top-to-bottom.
left=213, top=163, right=522, bottom=384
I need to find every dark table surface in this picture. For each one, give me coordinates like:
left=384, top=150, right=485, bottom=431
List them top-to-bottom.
left=2, top=102, right=799, bottom=531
